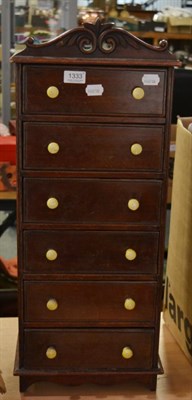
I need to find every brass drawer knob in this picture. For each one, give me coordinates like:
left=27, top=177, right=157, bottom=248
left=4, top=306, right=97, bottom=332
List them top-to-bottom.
left=46, top=86, right=59, bottom=99
left=132, top=87, right=145, bottom=100
left=47, top=142, right=60, bottom=154
left=131, top=143, right=143, bottom=156
left=47, top=197, right=59, bottom=209
left=128, top=198, right=140, bottom=211
left=125, top=248, right=137, bottom=261
left=46, top=249, right=58, bottom=261
left=46, top=298, right=58, bottom=311
left=124, top=298, right=136, bottom=311
left=46, top=346, right=57, bottom=359
left=122, top=346, right=133, bottom=359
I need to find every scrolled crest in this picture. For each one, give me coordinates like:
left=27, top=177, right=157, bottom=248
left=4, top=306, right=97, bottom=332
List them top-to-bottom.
left=14, top=17, right=176, bottom=63
left=57, top=18, right=139, bottom=54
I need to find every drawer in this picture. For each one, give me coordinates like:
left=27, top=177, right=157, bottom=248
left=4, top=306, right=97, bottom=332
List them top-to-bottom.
left=23, top=66, right=166, bottom=116
left=23, top=123, right=164, bottom=172
left=23, top=178, right=162, bottom=225
left=23, top=230, right=159, bottom=275
left=24, top=281, right=157, bottom=325
left=23, top=328, right=154, bottom=370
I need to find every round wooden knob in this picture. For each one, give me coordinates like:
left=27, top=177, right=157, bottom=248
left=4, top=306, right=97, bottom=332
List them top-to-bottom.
left=46, top=86, right=59, bottom=99
left=132, top=87, right=145, bottom=100
left=47, top=142, right=60, bottom=154
left=131, top=143, right=143, bottom=156
left=47, top=197, right=59, bottom=209
left=128, top=199, right=140, bottom=211
left=125, top=248, right=137, bottom=261
left=46, top=249, right=58, bottom=261
left=46, top=298, right=58, bottom=311
left=124, top=298, right=136, bottom=311
left=46, top=346, right=57, bottom=359
left=122, top=346, right=133, bottom=359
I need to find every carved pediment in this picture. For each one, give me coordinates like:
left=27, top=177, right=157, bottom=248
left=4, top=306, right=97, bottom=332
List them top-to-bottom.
left=11, top=18, right=178, bottom=65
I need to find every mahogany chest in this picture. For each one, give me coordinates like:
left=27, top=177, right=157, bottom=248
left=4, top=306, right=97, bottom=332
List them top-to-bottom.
left=11, top=19, right=178, bottom=392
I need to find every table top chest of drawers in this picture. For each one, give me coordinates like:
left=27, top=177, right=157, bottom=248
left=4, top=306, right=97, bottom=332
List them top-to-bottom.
left=12, top=19, right=178, bottom=392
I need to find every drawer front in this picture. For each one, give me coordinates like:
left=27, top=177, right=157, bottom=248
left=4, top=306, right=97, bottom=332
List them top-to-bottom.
left=23, top=66, right=166, bottom=116
left=23, top=123, right=164, bottom=172
left=23, top=178, right=162, bottom=225
left=23, top=230, right=159, bottom=275
left=24, top=281, right=157, bottom=324
left=23, top=328, right=154, bottom=370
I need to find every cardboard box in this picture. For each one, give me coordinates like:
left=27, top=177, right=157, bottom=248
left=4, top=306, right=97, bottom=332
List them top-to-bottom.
left=167, top=16, right=192, bottom=34
left=164, top=117, right=192, bottom=365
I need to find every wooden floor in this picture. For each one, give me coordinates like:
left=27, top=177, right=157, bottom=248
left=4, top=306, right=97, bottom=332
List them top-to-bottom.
left=0, top=316, right=192, bottom=399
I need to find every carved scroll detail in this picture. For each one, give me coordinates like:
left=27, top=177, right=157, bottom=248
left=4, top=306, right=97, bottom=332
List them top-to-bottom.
left=24, top=18, right=169, bottom=56
left=58, top=19, right=140, bottom=54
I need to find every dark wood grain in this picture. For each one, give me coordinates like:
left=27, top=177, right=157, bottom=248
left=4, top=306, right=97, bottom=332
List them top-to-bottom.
left=12, top=19, right=177, bottom=392
left=23, top=66, right=166, bottom=116
left=23, top=123, right=164, bottom=172
left=23, top=178, right=162, bottom=225
left=23, top=230, right=159, bottom=275
left=24, top=281, right=157, bottom=325
left=23, top=329, right=154, bottom=370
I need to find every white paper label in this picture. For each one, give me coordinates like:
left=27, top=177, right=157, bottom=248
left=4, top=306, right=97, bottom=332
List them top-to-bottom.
left=64, top=70, right=86, bottom=84
left=142, top=74, right=160, bottom=86
left=85, top=84, right=104, bottom=96
left=170, top=143, right=176, bottom=152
